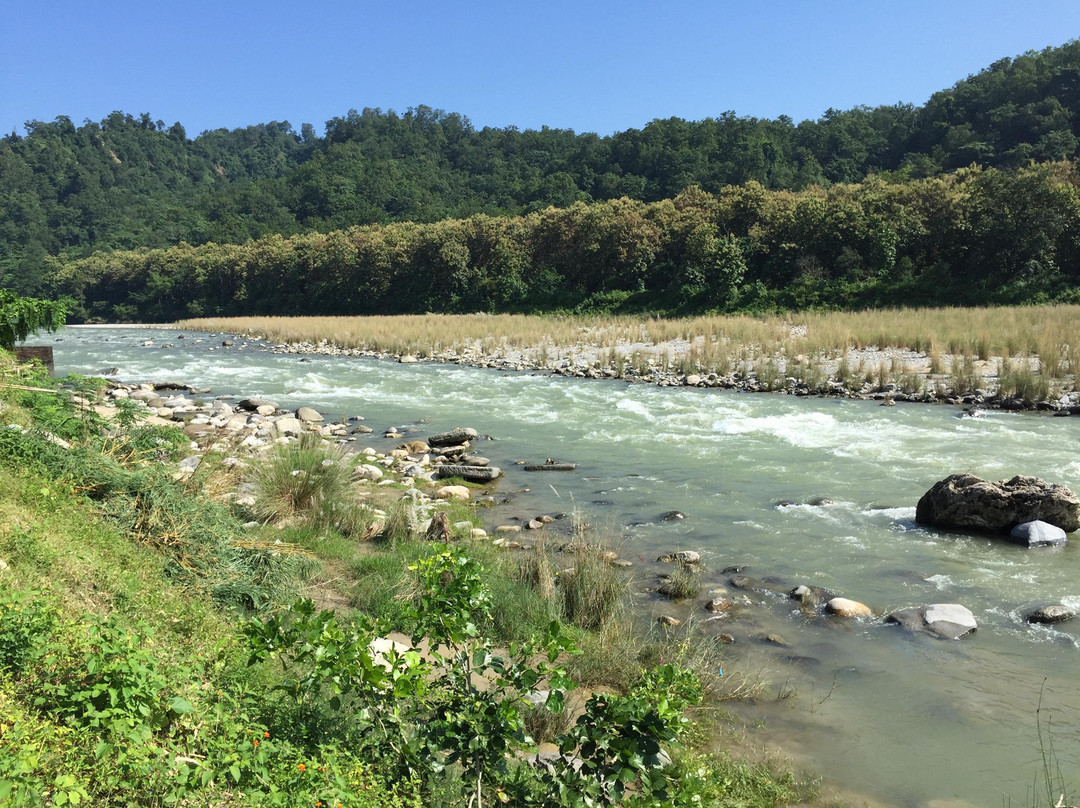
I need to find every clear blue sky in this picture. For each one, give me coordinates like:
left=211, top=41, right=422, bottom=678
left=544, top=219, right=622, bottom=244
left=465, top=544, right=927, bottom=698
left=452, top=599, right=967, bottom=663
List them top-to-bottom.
left=3, top=0, right=1079, bottom=138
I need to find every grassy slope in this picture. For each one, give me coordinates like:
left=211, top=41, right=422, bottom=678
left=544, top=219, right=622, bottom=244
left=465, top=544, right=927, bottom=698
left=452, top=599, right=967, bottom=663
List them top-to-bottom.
left=0, top=364, right=817, bottom=808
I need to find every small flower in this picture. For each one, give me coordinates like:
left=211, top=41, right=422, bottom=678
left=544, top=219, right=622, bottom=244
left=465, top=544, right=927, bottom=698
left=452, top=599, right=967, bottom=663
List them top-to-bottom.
left=263, top=731, right=270, bottom=738
left=253, top=740, right=259, bottom=747
left=297, top=763, right=306, bottom=771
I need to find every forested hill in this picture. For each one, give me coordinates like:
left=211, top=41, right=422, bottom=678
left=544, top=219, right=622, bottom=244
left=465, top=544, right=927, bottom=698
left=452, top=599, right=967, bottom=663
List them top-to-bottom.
left=3, top=40, right=1080, bottom=297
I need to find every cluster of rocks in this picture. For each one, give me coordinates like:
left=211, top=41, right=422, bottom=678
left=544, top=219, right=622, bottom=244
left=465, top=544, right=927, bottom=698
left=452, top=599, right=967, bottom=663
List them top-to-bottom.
left=915, top=473, right=1080, bottom=545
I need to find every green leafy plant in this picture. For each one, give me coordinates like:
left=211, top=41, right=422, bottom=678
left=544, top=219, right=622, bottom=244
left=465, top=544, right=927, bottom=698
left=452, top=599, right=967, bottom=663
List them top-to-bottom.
left=0, top=292, right=70, bottom=352
left=0, top=590, right=57, bottom=674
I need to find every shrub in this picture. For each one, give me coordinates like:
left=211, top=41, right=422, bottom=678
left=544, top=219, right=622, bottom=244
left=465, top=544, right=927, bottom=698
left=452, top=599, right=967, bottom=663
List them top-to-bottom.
left=252, top=434, right=354, bottom=525
left=558, top=544, right=628, bottom=631
left=0, top=590, right=57, bottom=674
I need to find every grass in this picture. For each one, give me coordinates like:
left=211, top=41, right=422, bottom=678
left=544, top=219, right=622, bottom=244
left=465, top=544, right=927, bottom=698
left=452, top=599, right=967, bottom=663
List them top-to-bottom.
left=177, top=305, right=1080, bottom=399
left=0, top=356, right=824, bottom=808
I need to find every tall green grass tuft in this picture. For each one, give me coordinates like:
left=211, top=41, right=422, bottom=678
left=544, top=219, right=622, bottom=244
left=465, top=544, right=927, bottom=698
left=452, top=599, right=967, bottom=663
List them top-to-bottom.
left=252, top=435, right=353, bottom=523
left=558, top=543, right=628, bottom=631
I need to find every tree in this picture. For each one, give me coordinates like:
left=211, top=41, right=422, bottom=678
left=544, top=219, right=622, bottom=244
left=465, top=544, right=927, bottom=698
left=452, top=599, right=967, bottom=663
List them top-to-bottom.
left=0, top=291, right=69, bottom=351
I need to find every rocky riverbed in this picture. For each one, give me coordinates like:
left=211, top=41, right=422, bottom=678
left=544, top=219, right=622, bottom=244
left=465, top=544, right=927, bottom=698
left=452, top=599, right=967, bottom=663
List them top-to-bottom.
left=91, top=378, right=1080, bottom=649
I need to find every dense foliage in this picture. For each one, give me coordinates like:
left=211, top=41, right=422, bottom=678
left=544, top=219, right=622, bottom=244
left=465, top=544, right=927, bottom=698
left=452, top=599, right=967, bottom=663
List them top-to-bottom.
left=4, top=41, right=1080, bottom=302
left=49, top=162, right=1080, bottom=320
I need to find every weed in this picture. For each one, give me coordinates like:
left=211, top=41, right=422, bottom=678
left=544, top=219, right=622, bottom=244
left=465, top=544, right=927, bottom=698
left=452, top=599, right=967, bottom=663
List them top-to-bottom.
left=558, top=543, right=628, bottom=631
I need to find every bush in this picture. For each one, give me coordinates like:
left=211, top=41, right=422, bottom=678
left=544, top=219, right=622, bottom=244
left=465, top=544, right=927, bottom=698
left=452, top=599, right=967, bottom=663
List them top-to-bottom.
left=252, top=434, right=355, bottom=526
left=558, top=544, right=628, bottom=631
left=0, top=590, right=57, bottom=674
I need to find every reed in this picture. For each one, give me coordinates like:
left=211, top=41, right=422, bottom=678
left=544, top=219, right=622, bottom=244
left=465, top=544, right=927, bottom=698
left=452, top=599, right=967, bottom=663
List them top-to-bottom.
left=176, top=304, right=1080, bottom=393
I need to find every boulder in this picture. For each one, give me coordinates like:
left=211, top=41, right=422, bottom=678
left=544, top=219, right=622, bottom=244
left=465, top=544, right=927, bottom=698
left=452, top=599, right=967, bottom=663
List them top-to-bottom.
left=238, top=397, right=278, bottom=412
left=296, top=406, right=323, bottom=423
left=272, top=417, right=304, bottom=438
left=428, top=427, right=478, bottom=447
left=352, top=464, right=384, bottom=482
left=435, top=464, right=501, bottom=482
left=915, top=474, right=1080, bottom=533
left=436, top=485, right=471, bottom=500
left=1009, top=520, right=1068, bottom=547
left=657, top=550, right=700, bottom=564
left=790, top=584, right=833, bottom=608
left=704, top=597, right=734, bottom=612
left=826, top=597, right=874, bottom=618
left=885, top=603, right=977, bottom=640
left=1028, top=605, right=1075, bottom=625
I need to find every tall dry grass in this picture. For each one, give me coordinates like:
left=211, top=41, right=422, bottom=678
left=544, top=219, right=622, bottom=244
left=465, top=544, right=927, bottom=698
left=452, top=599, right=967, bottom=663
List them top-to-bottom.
left=176, top=305, right=1080, bottom=394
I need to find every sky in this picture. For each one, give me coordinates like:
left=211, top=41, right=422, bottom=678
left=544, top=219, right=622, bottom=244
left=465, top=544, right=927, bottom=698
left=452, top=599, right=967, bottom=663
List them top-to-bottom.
left=3, top=1, right=1080, bottom=138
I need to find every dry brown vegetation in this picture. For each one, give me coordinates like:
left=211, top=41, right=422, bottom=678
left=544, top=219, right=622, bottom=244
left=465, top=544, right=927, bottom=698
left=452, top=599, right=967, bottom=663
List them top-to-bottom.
left=177, top=306, right=1080, bottom=394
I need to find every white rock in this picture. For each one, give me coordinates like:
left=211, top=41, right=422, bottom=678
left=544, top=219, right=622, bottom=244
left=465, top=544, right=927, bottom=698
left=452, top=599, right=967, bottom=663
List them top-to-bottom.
left=436, top=485, right=471, bottom=500
left=826, top=597, right=874, bottom=618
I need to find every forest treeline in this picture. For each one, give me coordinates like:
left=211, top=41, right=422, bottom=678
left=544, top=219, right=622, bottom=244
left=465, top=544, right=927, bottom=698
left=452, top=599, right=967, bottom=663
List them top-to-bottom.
left=5, top=41, right=1080, bottom=302
left=51, top=162, right=1080, bottom=321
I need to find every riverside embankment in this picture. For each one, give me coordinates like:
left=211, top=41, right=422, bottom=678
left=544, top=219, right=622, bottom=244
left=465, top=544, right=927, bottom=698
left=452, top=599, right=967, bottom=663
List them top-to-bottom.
left=41, top=324, right=1080, bottom=808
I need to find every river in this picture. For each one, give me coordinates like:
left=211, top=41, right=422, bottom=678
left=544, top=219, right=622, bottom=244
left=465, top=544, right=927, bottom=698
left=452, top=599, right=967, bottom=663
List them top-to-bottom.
left=40, top=325, right=1080, bottom=808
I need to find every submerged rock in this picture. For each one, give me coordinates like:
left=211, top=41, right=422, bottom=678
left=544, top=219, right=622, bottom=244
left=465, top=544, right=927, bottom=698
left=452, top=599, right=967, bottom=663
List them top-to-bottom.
left=915, top=474, right=1080, bottom=533
left=1009, top=520, right=1068, bottom=547
left=657, top=550, right=700, bottom=564
left=826, top=597, right=874, bottom=618
left=885, top=603, right=977, bottom=640
left=1028, top=605, right=1075, bottom=625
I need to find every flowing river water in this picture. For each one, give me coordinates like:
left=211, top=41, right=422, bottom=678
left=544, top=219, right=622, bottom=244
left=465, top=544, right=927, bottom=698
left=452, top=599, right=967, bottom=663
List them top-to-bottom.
left=39, top=325, right=1080, bottom=807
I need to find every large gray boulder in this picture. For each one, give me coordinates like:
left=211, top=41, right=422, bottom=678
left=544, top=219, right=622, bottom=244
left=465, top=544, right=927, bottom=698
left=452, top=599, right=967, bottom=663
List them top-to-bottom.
left=915, top=474, right=1080, bottom=533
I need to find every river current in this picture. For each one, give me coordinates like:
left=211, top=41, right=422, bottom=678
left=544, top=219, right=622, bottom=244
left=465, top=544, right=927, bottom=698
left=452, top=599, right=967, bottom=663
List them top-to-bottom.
left=39, top=325, right=1080, bottom=807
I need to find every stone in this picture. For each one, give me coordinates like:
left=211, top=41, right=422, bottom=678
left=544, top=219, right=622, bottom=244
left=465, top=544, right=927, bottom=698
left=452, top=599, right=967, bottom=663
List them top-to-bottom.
left=398, top=355, right=419, bottom=363
left=684, top=374, right=701, bottom=386
left=238, top=398, right=278, bottom=412
left=256, top=404, right=276, bottom=417
left=296, top=406, right=323, bottom=423
left=272, top=417, right=304, bottom=438
left=428, top=427, right=479, bottom=447
left=404, top=440, right=430, bottom=454
left=176, top=456, right=201, bottom=473
left=352, top=464, right=384, bottom=482
left=435, top=464, right=501, bottom=483
left=915, top=474, right=1080, bottom=533
left=436, top=485, right=471, bottom=500
left=660, top=510, right=687, bottom=521
left=526, top=519, right=544, bottom=530
left=1009, top=520, right=1068, bottom=547
left=495, top=525, right=522, bottom=533
left=657, top=550, right=700, bottom=564
left=790, top=584, right=833, bottom=607
left=704, top=597, right=734, bottom=612
left=826, top=597, right=874, bottom=618
left=885, top=603, right=977, bottom=640
left=1028, top=605, right=1075, bottom=624
left=657, top=615, right=681, bottom=627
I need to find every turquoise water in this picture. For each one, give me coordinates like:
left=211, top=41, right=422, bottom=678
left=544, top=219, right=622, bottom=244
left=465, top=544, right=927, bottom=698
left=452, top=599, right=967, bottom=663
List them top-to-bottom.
left=45, top=325, right=1080, bottom=807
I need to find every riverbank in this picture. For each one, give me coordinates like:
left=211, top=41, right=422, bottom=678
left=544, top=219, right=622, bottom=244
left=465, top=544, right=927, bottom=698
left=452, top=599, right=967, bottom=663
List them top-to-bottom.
left=171, top=309, right=1080, bottom=413
left=42, top=325, right=1080, bottom=806
left=0, top=351, right=827, bottom=808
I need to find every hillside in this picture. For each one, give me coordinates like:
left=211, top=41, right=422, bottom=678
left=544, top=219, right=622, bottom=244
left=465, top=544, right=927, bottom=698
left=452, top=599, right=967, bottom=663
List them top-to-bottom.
left=3, top=41, right=1080, bottom=301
